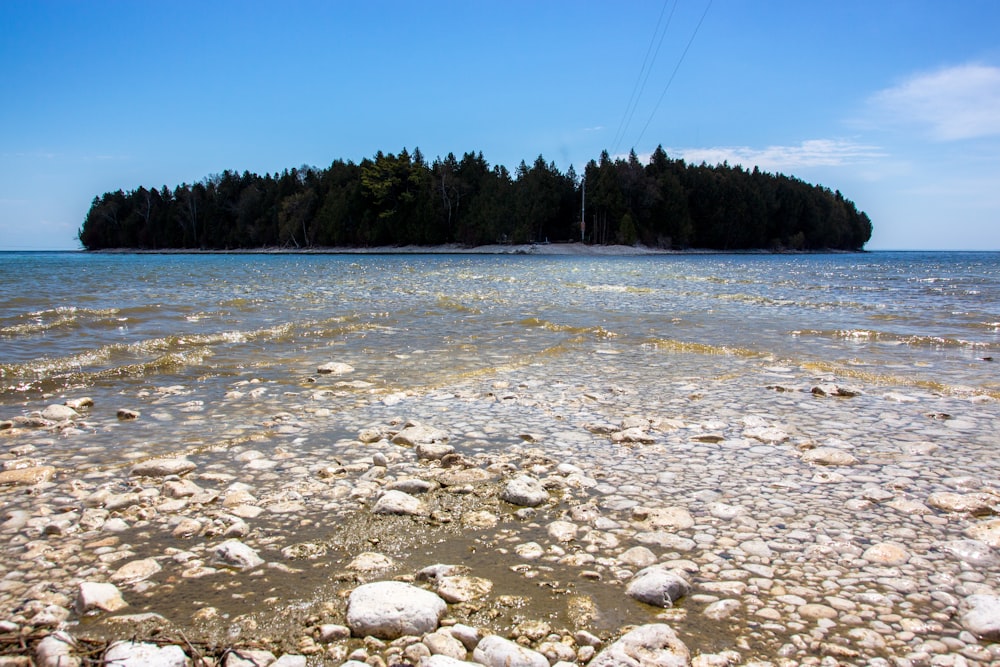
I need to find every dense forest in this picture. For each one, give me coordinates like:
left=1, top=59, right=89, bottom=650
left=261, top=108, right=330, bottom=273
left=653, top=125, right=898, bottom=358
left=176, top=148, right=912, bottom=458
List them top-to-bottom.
left=78, top=146, right=872, bottom=251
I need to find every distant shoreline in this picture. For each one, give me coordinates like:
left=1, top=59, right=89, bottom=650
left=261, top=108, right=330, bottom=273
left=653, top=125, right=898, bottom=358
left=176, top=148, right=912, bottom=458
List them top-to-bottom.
left=85, top=242, right=862, bottom=256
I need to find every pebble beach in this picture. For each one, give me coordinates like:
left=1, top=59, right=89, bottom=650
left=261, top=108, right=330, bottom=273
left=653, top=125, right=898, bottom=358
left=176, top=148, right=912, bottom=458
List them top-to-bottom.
left=1, top=250, right=999, bottom=666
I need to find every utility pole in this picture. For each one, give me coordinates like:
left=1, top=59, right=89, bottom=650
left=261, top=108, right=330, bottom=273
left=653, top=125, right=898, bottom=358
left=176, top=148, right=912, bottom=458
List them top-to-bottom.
left=580, top=176, right=586, bottom=242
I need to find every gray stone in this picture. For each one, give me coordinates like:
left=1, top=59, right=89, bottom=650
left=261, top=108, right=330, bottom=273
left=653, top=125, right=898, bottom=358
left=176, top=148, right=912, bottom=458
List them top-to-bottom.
left=317, top=362, right=354, bottom=374
left=41, top=404, right=79, bottom=422
left=391, top=424, right=448, bottom=446
left=416, top=442, right=455, bottom=460
left=801, top=447, right=858, bottom=466
left=130, top=458, right=195, bottom=477
left=501, top=475, right=549, bottom=507
left=372, top=489, right=428, bottom=516
left=966, top=518, right=1000, bottom=547
left=213, top=540, right=265, bottom=570
left=939, top=540, right=999, bottom=566
left=347, top=552, right=395, bottom=573
left=110, top=558, right=162, bottom=585
left=626, top=567, right=691, bottom=607
left=436, top=575, right=493, bottom=603
left=77, top=581, right=128, bottom=613
left=346, top=581, right=447, bottom=639
left=961, top=594, right=1000, bottom=641
left=588, top=623, right=690, bottom=667
left=422, top=629, right=467, bottom=660
left=36, top=633, right=78, bottom=667
left=473, top=635, right=548, bottom=667
left=104, top=642, right=187, bottom=667
left=224, top=649, right=277, bottom=667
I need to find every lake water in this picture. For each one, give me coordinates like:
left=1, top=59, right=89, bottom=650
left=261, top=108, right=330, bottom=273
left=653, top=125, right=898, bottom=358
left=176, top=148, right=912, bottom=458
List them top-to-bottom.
left=2, top=250, right=1000, bottom=662
left=3, top=251, right=997, bottom=402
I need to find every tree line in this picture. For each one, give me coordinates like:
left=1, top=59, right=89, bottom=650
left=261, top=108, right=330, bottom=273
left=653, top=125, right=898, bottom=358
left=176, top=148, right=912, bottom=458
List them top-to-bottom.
left=78, top=146, right=872, bottom=251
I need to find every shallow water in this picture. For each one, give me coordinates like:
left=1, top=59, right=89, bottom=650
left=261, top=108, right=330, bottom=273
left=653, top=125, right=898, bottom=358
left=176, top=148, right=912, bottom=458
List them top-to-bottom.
left=2, top=250, right=1000, bottom=663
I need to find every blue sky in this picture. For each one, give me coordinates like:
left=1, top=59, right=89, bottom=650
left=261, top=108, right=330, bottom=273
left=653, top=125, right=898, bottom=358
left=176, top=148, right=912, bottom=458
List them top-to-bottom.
left=2, top=1, right=999, bottom=250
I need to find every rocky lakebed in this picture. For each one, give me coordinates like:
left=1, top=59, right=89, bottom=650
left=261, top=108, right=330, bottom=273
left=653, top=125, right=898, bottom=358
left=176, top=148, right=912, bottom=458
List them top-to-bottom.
left=2, top=354, right=1000, bottom=667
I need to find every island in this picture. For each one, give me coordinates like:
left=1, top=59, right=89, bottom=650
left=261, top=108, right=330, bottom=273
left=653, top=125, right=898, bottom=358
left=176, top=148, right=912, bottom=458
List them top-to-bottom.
left=78, top=146, right=872, bottom=252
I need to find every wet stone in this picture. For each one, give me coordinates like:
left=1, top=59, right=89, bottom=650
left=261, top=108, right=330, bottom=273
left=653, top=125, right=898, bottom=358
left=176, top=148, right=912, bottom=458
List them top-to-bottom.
left=500, top=475, right=549, bottom=507
left=346, top=581, right=447, bottom=640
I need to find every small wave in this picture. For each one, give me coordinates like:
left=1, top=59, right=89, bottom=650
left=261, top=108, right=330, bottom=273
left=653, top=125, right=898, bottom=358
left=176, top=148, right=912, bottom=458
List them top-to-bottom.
left=565, top=282, right=653, bottom=294
left=435, top=296, right=482, bottom=315
left=0, top=306, right=121, bottom=338
left=515, top=318, right=617, bottom=338
left=792, top=328, right=995, bottom=350
left=646, top=337, right=760, bottom=358
left=800, top=360, right=1000, bottom=400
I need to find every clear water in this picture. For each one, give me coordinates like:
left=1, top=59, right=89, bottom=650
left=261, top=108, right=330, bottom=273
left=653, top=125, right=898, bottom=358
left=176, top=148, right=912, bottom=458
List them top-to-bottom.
left=3, top=251, right=998, bottom=404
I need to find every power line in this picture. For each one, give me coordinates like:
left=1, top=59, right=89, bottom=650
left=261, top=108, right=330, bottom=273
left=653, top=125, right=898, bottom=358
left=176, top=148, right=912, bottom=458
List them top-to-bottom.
left=610, top=0, right=676, bottom=155
left=634, top=0, right=714, bottom=150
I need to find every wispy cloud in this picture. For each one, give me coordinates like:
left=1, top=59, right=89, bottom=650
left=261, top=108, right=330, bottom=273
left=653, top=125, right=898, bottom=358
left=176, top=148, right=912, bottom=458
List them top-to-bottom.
left=868, top=63, right=1000, bottom=141
left=662, top=139, right=885, bottom=172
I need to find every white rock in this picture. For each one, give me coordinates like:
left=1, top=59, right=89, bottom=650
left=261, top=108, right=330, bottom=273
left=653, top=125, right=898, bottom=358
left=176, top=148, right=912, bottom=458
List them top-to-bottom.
left=317, top=362, right=354, bottom=374
left=41, top=404, right=79, bottom=421
left=391, top=424, right=448, bottom=446
left=415, top=443, right=455, bottom=460
left=801, top=447, right=858, bottom=466
left=130, top=458, right=196, bottom=477
left=501, top=475, right=549, bottom=507
left=372, top=489, right=428, bottom=516
left=927, top=491, right=996, bottom=514
left=644, top=506, right=695, bottom=530
left=966, top=518, right=1000, bottom=547
left=940, top=539, right=1000, bottom=567
left=213, top=540, right=265, bottom=570
left=862, top=542, right=910, bottom=565
left=617, top=546, right=657, bottom=568
left=347, top=552, right=395, bottom=573
left=110, top=558, right=162, bottom=585
left=625, top=567, right=691, bottom=607
left=436, top=575, right=493, bottom=603
left=77, top=581, right=128, bottom=613
left=346, top=581, right=447, bottom=639
left=962, top=594, right=1000, bottom=641
left=704, top=599, right=741, bottom=621
left=588, top=623, right=690, bottom=667
left=423, top=629, right=467, bottom=660
left=36, top=632, right=79, bottom=667
left=473, top=635, right=548, bottom=667
left=104, top=641, right=188, bottom=667
left=224, top=649, right=277, bottom=667
left=272, top=656, right=307, bottom=667
left=423, top=657, right=471, bottom=667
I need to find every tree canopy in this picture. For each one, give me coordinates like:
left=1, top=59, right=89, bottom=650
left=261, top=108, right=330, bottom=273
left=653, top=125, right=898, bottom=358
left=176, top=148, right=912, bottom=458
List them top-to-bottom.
left=78, top=146, right=872, bottom=251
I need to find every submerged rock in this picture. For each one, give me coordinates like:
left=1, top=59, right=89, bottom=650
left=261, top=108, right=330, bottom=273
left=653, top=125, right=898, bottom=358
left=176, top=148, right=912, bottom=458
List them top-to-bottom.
left=41, top=404, right=79, bottom=422
left=801, top=447, right=858, bottom=466
left=130, top=458, right=195, bottom=477
left=0, top=465, right=56, bottom=486
left=961, top=594, right=1000, bottom=641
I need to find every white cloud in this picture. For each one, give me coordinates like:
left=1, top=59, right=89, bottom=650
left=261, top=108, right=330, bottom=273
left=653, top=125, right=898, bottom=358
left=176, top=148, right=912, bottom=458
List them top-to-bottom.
left=869, top=63, right=1000, bottom=141
left=662, top=139, right=884, bottom=172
